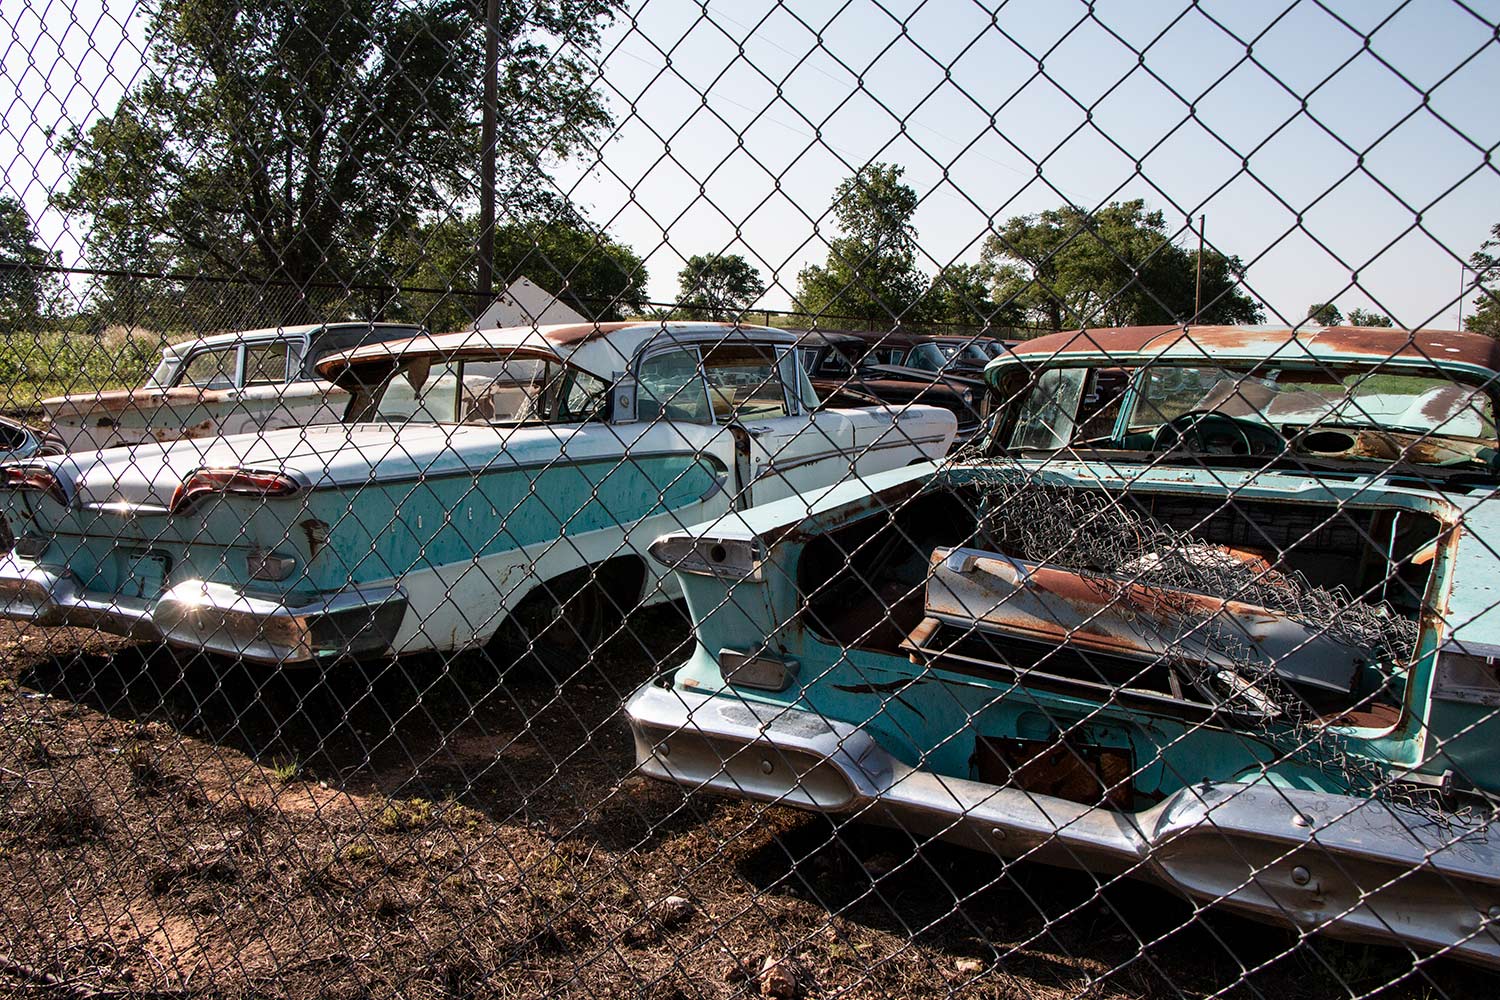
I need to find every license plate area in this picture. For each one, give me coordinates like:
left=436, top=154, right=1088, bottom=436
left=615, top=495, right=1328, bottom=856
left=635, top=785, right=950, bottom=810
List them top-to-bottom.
left=120, top=549, right=171, bottom=600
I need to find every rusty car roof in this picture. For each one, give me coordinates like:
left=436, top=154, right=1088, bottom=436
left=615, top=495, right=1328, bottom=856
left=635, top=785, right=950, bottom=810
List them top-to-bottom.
left=994, top=325, right=1500, bottom=381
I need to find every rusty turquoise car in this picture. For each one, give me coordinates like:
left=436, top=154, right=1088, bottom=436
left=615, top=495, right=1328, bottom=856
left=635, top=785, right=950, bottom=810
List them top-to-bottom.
left=0, top=322, right=955, bottom=664
left=628, top=324, right=1500, bottom=967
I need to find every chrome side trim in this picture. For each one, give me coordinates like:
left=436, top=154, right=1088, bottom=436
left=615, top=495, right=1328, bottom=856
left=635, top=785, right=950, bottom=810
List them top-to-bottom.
left=758, top=433, right=950, bottom=476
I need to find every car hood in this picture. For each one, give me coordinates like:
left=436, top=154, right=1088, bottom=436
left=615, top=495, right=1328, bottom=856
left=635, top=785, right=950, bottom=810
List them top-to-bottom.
left=48, top=421, right=625, bottom=510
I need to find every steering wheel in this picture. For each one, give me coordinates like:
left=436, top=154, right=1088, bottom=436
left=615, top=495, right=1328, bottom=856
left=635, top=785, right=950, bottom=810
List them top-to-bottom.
left=1153, top=410, right=1280, bottom=457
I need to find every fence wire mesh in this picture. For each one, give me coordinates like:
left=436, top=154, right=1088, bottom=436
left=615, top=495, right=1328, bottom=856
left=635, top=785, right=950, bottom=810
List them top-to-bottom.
left=2, top=1, right=1500, bottom=997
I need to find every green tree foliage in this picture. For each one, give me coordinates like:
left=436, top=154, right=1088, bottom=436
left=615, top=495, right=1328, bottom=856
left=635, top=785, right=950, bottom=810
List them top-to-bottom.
left=54, top=0, right=616, bottom=322
left=796, top=164, right=930, bottom=323
left=0, top=197, right=61, bottom=327
left=982, top=200, right=1263, bottom=330
left=373, top=213, right=648, bottom=329
left=1466, top=224, right=1500, bottom=338
left=676, top=254, right=766, bottom=320
left=921, top=263, right=1020, bottom=328
left=1307, top=303, right=1344, bottom=326
left=1346, top=308, right=1393, bottom=328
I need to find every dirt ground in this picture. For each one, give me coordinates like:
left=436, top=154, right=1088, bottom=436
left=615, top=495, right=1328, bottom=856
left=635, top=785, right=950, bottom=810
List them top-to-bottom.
left=0, top=611, right=1490, bottom=1000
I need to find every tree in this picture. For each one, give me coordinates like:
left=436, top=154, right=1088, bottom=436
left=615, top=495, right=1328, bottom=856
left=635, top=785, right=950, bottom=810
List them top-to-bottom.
left=54, top=0, right=616, bottom=321
left=796, top=164, right=929, bottom=323
left=0, top=197, right=61, bottom=327
left=982, top=200, right=1264, bottom=330
left=373, top=212, right=648, bottom=329
left=494, top=219, right=648, bottom=321
left=1466, top=224, right=1500, bottom=338
left=676, top=254, right=765, bottom=320
left=920, top=262, right=1021, bottom=327
left=1307, top=303, right=1344, bottom=326
left=1346, top=308, right=1393, bottom=328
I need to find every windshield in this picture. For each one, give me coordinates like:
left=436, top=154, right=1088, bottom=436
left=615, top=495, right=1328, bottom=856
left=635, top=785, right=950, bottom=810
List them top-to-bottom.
left=364, top=354, right=609, bottom=425
left=1002, top=363, right=1499, bottom=471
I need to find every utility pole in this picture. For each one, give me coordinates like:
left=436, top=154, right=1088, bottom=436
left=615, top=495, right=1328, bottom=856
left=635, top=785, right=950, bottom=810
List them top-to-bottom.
left=476, top=0, right=500, bottom=316
left=1193, top=214, right=1205, bottom=322
left=1459, top=262, right=1468, bottom=330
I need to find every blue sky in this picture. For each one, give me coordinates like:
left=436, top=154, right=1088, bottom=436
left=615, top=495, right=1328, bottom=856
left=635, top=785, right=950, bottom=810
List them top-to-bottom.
left=5, top=0, right=1499, bottom=328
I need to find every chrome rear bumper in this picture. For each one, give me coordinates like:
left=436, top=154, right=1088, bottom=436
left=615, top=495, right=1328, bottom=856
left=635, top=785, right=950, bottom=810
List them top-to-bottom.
left=0, top=554, right=405, bottom=663
left=625, top=681, right=1500, bottom=968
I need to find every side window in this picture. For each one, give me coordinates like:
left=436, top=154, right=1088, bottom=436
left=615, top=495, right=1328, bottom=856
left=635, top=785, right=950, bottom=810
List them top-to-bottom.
left=243, top=343, right=291, bottom=386
left=702, top=343, right=790, bottom=421
left=906, top=343, right=942, bottom=372
left=178, top=348, right=238, bottom=389
left=637, top=348, right=710, bottom=424
left=785, top=348, right=819, bottom=412
left=817, top=348, right=853, bottom=377
left=1075, top=368, right=1129, bottom=442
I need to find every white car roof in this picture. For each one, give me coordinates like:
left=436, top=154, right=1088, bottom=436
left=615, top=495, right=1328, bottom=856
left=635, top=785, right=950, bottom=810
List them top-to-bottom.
left=318, top=321, right=798, bottom=380
left=161, top=322, right=418, bottom=359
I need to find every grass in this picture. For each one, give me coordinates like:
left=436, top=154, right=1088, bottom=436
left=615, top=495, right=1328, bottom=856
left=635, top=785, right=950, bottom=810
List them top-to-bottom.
left=0, top=325, right=166, bottom=412
left=125, top=746, right=172, bottom=794
left=268, top=756, right=303, bottom=784
left=374, top=797, right=435, bottom=833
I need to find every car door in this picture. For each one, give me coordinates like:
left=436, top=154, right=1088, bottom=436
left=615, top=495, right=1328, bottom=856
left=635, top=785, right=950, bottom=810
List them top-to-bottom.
left=233, top=336, right=341, bottom=434
left=210, top=338, right=289, bottom=435
left=696, top=340, right=855, bottom=506
left=138, top=343, right=239, bottom=442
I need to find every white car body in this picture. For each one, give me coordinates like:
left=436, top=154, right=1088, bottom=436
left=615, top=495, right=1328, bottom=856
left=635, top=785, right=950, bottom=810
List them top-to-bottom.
left=1, top=321, right=957, bottom=663
left=41, top=322, right=422, bottom=451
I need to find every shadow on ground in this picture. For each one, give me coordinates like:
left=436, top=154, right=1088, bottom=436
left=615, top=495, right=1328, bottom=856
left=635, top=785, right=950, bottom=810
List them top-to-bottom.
left=0, top=615, right=1490, bottom=1000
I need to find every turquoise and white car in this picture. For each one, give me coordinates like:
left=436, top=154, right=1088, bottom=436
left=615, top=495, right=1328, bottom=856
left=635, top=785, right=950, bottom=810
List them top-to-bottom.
left=0, top=321, right=956, bottom=663
left=628, top=323, right=1500, bottom=967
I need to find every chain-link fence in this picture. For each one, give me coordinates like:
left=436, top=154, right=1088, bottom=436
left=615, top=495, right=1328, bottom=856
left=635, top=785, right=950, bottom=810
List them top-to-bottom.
left=3, top=1, right=1499, bottom=997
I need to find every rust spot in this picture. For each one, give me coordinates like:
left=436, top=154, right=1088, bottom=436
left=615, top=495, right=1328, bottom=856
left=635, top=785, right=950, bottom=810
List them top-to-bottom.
left=544, top=320, right=686, bottom=345
left=1416, top=383, right=1475, bottom=422
left=45, top=386, right=233, bottom=418
left=180, top=420, right=217, bottom=440
left=300, top=519, right=330, bottom=560
left=973, top=734, right=1133, bottom=809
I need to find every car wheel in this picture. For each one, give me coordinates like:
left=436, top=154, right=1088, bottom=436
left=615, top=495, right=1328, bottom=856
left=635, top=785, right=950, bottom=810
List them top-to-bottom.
left=492, top=566, right=617, bottom=675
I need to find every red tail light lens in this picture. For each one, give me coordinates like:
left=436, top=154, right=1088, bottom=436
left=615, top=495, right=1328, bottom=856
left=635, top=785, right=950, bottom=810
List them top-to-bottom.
left=1, top=465, right=69, bottom=506
left=169, top=468, right=305, bottom=514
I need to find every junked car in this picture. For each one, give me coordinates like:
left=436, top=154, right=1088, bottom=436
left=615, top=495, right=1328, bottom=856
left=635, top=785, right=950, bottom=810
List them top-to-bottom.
left=0, top=321, right=955, bottom=664
left=42, top=321, right=422, bottom=451
left=628, top=323, right=1500, bottom=966
left=796, top=330, right=989, bottom=446
left=0, top=416, right=60, bottom=460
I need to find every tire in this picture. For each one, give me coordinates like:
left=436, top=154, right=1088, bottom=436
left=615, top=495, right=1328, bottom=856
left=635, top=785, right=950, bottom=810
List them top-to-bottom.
left=490, top=565, right=626, bottom=675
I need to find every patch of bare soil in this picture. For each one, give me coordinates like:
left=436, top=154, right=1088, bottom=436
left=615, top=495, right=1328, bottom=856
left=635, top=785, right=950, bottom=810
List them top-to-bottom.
left=0, top=613, right=1488, bottom=1000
